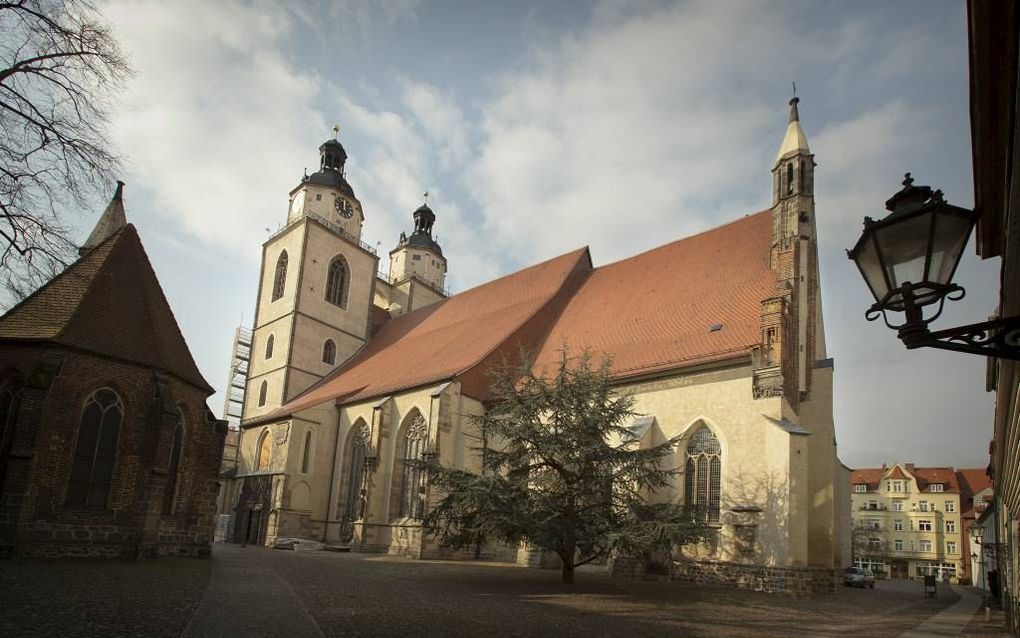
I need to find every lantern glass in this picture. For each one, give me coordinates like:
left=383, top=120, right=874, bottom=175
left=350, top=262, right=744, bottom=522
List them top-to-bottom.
left=874, top=208, right=934, bottom=293
left=928, top=209, right=972, bottom=287
left=853, top=234, right=889, bottom=303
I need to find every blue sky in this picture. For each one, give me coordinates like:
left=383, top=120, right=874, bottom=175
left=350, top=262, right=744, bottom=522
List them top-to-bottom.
left=81, top=0, right=995, bottom=468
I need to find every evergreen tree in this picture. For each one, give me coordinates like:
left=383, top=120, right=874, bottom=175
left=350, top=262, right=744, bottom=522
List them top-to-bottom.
left=425, top=350, right=708, bottom=584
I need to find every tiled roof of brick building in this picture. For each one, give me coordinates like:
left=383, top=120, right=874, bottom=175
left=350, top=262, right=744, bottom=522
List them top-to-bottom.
left=256, top=211, right=778, bottom=425
left=0, top=225, right=212, bottom=393
left=956, top=467, right=991, bottom=498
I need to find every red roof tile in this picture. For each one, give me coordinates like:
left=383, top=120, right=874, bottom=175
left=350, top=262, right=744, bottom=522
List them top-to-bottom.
left=256, top=210, right=780, bottom=424
left=530, top=211, right=777, bottom=378
left=0, top=225, right=212, bottom=393
left=256, top=248, right=592, bottom=421
left=850, top=468, right=885, bottom=490
left=956, top=468, right=991, bottom=499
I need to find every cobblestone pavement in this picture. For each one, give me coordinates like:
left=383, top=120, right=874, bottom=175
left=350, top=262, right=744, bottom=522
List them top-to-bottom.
left=1, top=545, right=967, bottom=638
left=217, top=545, right=959, bottom=638
left=0, top=553, right=210, bottom=637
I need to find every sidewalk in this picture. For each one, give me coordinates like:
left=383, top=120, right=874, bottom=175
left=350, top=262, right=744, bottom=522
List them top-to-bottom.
left=181, top=544, right=325, bottom=638
left=897, top=586, right=987, bottom=637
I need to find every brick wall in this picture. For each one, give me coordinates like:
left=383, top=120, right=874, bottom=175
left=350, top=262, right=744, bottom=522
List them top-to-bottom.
left=0, top=343, right=225, bottom=559
left=669, top=559, right=837, bottom=597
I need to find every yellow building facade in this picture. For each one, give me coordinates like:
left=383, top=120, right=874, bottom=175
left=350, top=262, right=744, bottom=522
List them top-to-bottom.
left=850, top=464, right=971, bottom=582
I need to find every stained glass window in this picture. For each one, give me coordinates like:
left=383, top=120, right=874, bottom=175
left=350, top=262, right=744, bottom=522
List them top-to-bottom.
left=325, top=256, right=348, bottom=308
left=68, top=389, right=123, bottom=508
left=684, top=426, right=721, bottom=523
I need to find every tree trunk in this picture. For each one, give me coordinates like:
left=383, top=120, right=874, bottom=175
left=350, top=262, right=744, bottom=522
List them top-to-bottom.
left=562, top=561, right=574, bottom=584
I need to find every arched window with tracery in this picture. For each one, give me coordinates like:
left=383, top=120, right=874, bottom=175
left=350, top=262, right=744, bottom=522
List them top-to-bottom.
left=786, top=162, right=794, bottom=196
left=271, top=251, right=288, bottom=301
left=324, top=256, right=348, bottom=308
left=265, top=334, right=274, bottom=360
left=322, top=339, right=336, bottom=365
left=0, top=373, right=25, bottom=495
left=258, top=381, right=268, bottom=407
left=68, top=388, right=123, bottom=508
left=163, top=410, right=185, bottom=514
left=398, top=413, right=429, bottom=520
left=340, top=421, right=370, bottom=541
left=684, top=426, right=721, bottom=523
left=256, top=429, right=271, bottom=471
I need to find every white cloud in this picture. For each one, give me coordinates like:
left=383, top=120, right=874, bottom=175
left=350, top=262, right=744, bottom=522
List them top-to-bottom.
left=104, top=0, right=326, bottom=255
left=400, top=79, right=470, bottom=169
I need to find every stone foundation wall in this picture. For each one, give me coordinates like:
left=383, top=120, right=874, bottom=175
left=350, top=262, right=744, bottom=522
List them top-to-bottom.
left=670, top=559, right=837, bottom=596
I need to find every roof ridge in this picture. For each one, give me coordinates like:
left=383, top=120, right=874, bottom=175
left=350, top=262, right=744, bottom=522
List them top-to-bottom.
left=591, top=209, right=772, bottom=271
left=126, top=227, right=213, bottom=392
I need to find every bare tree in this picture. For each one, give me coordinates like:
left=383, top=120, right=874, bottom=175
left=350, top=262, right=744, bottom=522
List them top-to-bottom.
left=0, top=0, right=131, bottom=305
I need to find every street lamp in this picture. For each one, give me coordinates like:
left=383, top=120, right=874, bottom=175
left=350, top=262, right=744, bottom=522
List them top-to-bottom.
left=847, top=173, right=1020, bottom=359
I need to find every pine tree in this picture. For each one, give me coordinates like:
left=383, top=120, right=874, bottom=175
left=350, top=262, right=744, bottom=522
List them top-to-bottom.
left=425, top=350, right=708, bottom=584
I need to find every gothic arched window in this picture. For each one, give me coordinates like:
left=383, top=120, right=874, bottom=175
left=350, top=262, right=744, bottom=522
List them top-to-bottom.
left=786, top=162, right=794, bottom=196
left=272, top=251, right=288, bottom=301
left=325, top=256, right=348, bottom=308
left=265, top=334, right=274, bottom=360
left=322, top=340, right=336, bottom=365
left=0, top=373, right=25, bottom=495
left=258, top=381, right=268, bottom=407
left=68, top=388, right=123, bottom=509
left=163, top=410, right=184, bottom=515
left=399, top=413, right=429, bottom=519
left=340, top=422, right=370, bottom=542
left=684, top=426, right=721, bottom=523
left=256, top=429, right=271, bottom=471
left=301, top=430, right=313, bottom=473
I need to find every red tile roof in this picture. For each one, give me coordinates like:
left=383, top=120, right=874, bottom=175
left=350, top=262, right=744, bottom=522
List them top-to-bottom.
left=255, top=210, right=779, bottom=425
left=531, top=211, right=777, bottom=378
left=0, top=225, right=212, bottom=393
left=255, top=248, right=592, bottom=421
left=850, top=468, right=885, bottom=490
left=956, top=468, right=991, bottom=499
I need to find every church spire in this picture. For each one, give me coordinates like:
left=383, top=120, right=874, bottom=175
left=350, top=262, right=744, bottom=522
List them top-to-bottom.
left=775, top=96, right=810, bottom=165
left=80, top=181, right=126, bottom=256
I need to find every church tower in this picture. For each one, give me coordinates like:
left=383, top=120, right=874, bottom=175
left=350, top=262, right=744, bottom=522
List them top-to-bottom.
left=769, top=96, right=826, bottom=400
left=244, top=131, right=379, bottom=420
left=374, top=196, right=448, bottom=316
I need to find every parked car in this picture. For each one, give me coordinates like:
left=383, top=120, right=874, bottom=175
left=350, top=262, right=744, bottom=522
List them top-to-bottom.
left=843, top=567, right=876, bottom=588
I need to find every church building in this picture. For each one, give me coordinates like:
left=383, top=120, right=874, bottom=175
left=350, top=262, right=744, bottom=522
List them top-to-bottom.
left=229, top=99, right=850, bottom=593
left=0, top=185, right=227, bottom=558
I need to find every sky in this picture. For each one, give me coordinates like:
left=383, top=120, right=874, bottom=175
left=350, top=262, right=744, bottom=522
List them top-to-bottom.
left=74, top=0, right=997, bottom=469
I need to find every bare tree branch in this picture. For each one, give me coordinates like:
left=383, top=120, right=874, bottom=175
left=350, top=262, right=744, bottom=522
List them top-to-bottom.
left=0, top=0, right=132, bottom=308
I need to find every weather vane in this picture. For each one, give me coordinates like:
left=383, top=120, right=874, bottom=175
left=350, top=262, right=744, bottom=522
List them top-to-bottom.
left=792, top=81, right=797, bottom=98
left=332, top=124, right=340, bottom=139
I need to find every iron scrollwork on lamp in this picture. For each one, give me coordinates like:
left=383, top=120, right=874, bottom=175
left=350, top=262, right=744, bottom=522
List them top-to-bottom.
left=847, top=173, right=1020, bottom=359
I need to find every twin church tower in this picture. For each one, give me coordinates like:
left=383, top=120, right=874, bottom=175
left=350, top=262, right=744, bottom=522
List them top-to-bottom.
left=243, top=133, right=449, bottom=420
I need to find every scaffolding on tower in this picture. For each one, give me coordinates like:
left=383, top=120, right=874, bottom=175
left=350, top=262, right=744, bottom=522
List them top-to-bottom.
left=221, top=326, right=252, bottom=431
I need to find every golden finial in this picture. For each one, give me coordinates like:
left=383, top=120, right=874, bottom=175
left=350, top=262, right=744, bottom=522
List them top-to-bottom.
left=331, top=124, right=340, bottom=139
left=423, top=190, right=429, bottom=205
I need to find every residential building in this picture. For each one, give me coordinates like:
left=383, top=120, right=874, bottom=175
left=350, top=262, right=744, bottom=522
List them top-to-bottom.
left=850, top=464, right=990, bottom=583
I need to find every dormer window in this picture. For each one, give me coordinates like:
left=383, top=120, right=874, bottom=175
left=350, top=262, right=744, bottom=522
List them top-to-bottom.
left=929, top=483, right=944, bottom=493
left=854, top=484, right=867, bottom=493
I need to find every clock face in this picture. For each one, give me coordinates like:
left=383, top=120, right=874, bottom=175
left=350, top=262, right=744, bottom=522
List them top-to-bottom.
left=335, top=197, right=354, bottom=219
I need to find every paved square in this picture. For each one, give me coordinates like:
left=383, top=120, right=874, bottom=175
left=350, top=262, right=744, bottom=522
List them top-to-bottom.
left=1, top=544, right=968, bottom=637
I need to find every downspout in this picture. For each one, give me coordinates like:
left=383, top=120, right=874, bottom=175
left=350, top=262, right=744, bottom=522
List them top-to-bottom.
left=322, top=401, right=343, bottom=543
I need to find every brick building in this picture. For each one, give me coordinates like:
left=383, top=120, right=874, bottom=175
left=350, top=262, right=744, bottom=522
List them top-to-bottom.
left=0, top=185, right=226, bottom=558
